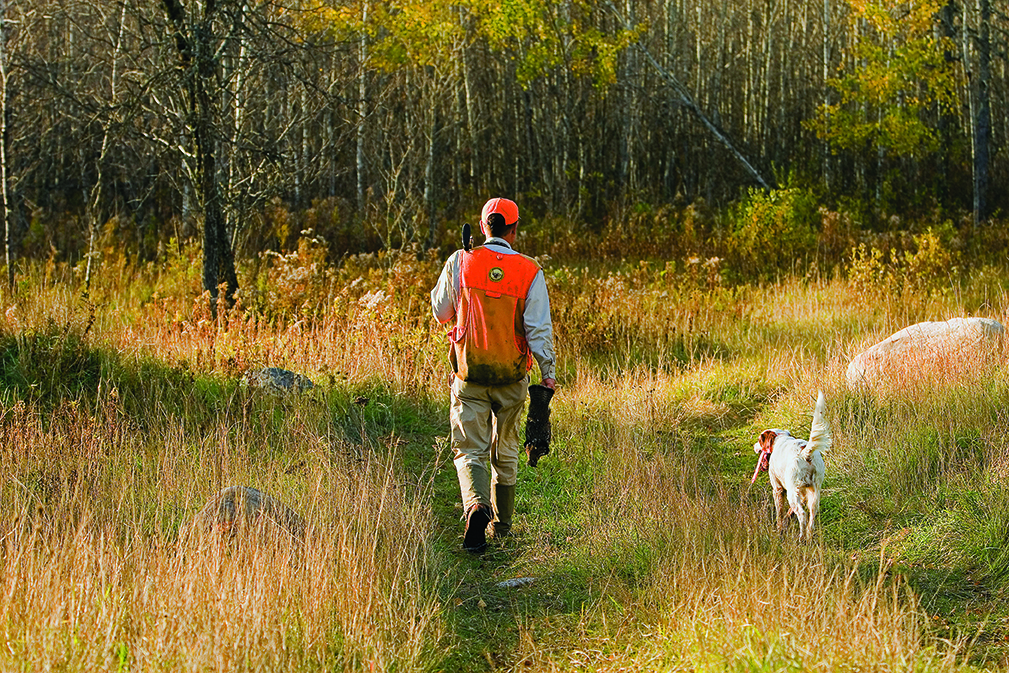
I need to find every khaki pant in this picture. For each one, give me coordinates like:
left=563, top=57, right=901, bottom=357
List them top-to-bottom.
left=450, top=376, right=528, bottom=512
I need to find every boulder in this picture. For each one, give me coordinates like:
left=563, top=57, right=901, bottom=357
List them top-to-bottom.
left=846, top=318, right=1005, bottom=389
left=241, top=367, right=314, bottom=393
left=193, top=485, right=305, bottom=540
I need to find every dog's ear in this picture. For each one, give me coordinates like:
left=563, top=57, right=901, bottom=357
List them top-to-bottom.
left=758, top=430, right=777, bottom=453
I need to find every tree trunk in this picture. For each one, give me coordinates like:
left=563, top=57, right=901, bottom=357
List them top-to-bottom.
left=0, top=0, right=11, bottom=292
left=0, top=0, right=13, bottom=292
left=162, top=0, right=239, bottom=306
left=225, top=0, right=247, bottom=243
left=610, top=0, right=772, bottom=192
left=822, top=0, right=831, bottom=189
left=973, top=0, right=991, bottom=225
left=83, top=1, right=127, bottom=298
left=356, top=1, right=368, bottom=218
left=937, top=1, right=956, bottom=210
left=461, top=11, right=479, bottom=193
left=423, top=93, right=438, bottom=251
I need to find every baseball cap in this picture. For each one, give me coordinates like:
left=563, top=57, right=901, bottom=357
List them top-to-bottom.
left=480, top=198, right=520, bottom=226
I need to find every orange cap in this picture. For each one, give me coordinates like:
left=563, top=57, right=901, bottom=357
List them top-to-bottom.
left=480, top=198, right=520, bottom=226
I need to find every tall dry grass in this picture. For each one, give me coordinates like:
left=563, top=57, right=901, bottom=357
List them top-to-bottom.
left=2, top=244, right=1008, bottom=670
left=0, top=345, right=446, bottom=670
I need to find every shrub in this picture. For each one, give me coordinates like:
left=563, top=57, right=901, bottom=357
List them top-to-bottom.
left=729, top=187, right=820, bottom=279
left=818, top=207, right=861, bottom=265
left=846, top=223, right=960, bottom=301
left=902, top=224, right=958, bottom=293
left=253, top=230, right=333, bottom=318
left=848, top=242, right=892, bottom=300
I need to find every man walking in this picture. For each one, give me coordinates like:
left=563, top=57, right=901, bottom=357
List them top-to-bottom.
left=430, top=197, right=556, bottom=553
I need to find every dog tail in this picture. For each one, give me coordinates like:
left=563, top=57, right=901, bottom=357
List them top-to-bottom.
left=802, top=390, right=831, bottom=461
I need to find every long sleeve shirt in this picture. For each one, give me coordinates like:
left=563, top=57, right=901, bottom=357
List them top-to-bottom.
left=430, top=238, right=556, bottom=381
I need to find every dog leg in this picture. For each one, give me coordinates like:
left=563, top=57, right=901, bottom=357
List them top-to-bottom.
left=773, top=486, right=789, bottom=533
left=804, top=489, right=820, bottom=542
left=788, top=490, right=807, bottom=541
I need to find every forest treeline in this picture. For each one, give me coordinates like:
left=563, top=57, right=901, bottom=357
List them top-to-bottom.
left=0, top=0, right=1005, bottom=295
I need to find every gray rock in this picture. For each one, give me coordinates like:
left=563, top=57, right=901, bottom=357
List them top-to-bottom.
left=847, top=318, right=1005, bottom=389
left=241, top=367, right=314, bottom=393
left=193, top=485, right=305, bottom=540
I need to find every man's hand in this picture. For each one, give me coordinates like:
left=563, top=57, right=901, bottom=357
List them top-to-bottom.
left=541, top=378, right=556, bottom=390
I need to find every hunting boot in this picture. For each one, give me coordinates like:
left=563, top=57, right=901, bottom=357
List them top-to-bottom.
left=490, top=483, right=515, bottom=538
left=463, top=503, right=492, bottom=554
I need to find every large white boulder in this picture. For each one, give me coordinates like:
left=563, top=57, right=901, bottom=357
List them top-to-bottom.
left=846, top=318, right=1005, bottom=389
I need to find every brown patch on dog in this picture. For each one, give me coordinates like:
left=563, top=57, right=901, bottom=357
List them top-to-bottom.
left=751, top=430, right=779, bottom=484
left=758, top=430, right=777, bottom=454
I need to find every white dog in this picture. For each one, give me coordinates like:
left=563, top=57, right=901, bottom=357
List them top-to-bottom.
left=751, top=391, right=830, bottom=541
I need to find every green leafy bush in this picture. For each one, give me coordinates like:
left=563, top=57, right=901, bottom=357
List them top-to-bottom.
left=729, top=187, right=820, bottom=279
left=847, top=222, right=960, bottom=301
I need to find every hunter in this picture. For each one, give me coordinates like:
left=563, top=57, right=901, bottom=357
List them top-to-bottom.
left=430, top=197, right=556, bottom=553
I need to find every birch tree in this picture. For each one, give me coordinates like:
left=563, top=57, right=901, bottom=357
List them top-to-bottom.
left=0, top=0, right=13, bottom=291
left=967, top=0, right=992, bottom=225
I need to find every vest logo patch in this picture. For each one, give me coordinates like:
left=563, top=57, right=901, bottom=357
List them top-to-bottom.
left=489, top=267, right=504, bottom=282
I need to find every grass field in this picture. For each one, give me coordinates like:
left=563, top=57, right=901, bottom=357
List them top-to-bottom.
left=1, top=239, right=1008, bottom=671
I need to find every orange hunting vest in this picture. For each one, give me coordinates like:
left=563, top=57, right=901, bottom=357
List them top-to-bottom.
left=448, top=246, right=541, bottom=386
